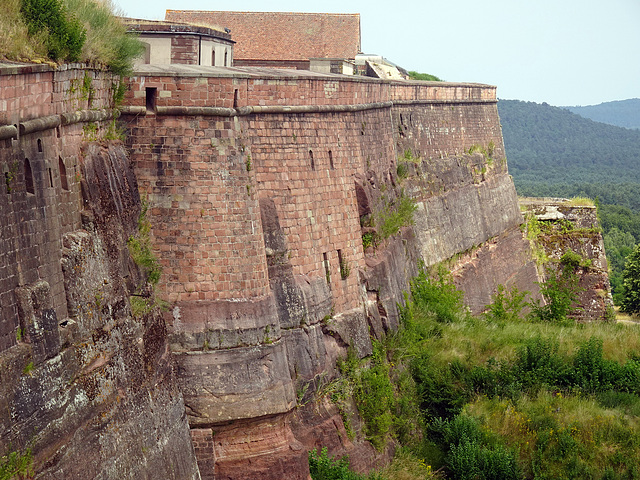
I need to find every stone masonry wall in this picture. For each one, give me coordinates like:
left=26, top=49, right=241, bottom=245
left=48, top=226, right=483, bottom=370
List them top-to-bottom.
left=171, top=35, right=200, bottom=65
left=0, top=65, right=114, bottom=353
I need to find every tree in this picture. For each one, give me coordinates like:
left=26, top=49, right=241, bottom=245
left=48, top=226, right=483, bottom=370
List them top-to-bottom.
left=620, top=244, right=640, bottom=315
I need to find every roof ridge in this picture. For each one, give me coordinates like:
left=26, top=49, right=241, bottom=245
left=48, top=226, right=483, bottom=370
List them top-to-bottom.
left=166, top=10, right=360, bottom=16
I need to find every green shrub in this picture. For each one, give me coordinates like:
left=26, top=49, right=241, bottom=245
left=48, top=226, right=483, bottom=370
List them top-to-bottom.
left=2, top=0, right=142, bottom=73
left=21, top=0, right=86, bottom=61
left=66, top=0, right=144, bottom=75
left=407, top=71, right=443, bottom=82
left=396, top=162, right=409, bottom=179
left=378, top=193, right=417, bottom=239
left=128, top=198, right=162, bottom=286
left=362, top=232, right=377, bottom=250
left=620, top=244, right=640, bottom=315
left=528, top=263, right=581, bottom=323
left=410, top=266, right=465, bottom=324
left=484, top=285, right=528, bottom=324
left=513, top=337, right=564, bottom=392
left=351, top=342, right=395, bottom=450
left=412, top=353, right=470, bottom=420
left=466, top=360, right=520, bottom=400
left=431, top=415, right=522, bottom=480
left=0, top=447, right=33, bottom=480
left=308, top=448, right=383, bottom=480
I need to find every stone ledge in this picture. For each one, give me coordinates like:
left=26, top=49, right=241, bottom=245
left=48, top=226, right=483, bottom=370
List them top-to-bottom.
left=0, top=109, right=117, bottom=138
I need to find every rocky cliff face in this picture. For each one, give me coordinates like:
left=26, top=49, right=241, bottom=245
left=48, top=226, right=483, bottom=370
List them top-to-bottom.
left=0, top=142, right=200, bottom=479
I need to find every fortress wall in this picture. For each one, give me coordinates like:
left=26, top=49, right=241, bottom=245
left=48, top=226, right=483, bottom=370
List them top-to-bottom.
left=0, top=64, right=114, bottom=124
left=0, top=65, right=117, bottom=353
left=121, top=69, right=542, bottom=477
left=122, top=72, right=501, bottom=320
left=388, top=93, right=532, bottom=311
left=393, top=102, right=505, bottom=160
left=248, top=107, right=395, bottom=314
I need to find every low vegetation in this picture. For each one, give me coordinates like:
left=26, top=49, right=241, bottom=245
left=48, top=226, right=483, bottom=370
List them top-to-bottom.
left=0, top=0, right=143, bottom=74
left=408, top=71, right=443, bottom=82
left=362, top=192, right=418, bottom=250
left=128, top=198, right=164, bottom=317
left=311, top=263, right=640, bottom=480
left=0, top=447, right=33, bottom=480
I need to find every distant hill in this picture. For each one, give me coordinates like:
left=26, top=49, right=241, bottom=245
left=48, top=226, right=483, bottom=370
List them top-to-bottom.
left=562, top=98, right=640, bottom=129
left=564, top=98, right=640, bottom=130
left=498, top=99, right=640, bottom=209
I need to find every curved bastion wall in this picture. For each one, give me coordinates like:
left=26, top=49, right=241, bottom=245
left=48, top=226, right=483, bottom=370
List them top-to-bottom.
left=121, top=66, right=541, bottom=478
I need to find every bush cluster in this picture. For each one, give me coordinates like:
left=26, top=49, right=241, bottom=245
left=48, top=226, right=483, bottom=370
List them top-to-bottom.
left=2, top=0, right=142, bottom=75
left=21, top=0, right=85, bottom=61
left=315, top=261, right=640, bottom=479
left=309, top=448, right=383, bottom=480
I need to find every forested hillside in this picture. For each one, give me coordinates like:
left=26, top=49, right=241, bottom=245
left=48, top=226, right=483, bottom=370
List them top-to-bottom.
left=565, top=98, right=640, bottom=130
left=498, top=99, right=640, bottom=302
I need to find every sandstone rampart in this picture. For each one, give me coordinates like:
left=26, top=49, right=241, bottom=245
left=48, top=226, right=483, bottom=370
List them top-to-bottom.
left=2, top=61, right=610, bottom=479
left=121, top=66, right=539, bottom=477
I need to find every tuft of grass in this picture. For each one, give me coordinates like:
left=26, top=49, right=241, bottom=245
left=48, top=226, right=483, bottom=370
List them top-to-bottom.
left=0, top=0, right=48, bottom=61
left=65, top=0, right=144, bottom=75
left=378, top=193, right=417, bottom=240
left=128, top=197, right=162, bottom=286
left=562, top=197, right=595, bottom=207
left=522, top=211, right=547, bottom=265
left=22, top=362, right=34, bottom=376
left=0, top=447, right=33, bottom=480
left=377, top=449, right=441, bottom=480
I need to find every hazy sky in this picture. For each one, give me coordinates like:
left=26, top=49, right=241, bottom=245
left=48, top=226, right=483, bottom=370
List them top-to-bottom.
left=112, top=0, right=640, bottom=106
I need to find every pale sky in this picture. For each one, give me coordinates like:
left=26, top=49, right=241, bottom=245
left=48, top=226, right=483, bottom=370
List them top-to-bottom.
left=112, top=0, right=640, bottom=107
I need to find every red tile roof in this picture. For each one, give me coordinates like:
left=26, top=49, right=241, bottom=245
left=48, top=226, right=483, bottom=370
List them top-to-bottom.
left=165, top=11, right=360, bottom=62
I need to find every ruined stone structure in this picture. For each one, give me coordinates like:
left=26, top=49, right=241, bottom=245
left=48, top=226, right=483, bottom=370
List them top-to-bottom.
left=0, top=61, right=609, bottom=479
left=520, top=198, right=614, bottom=322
